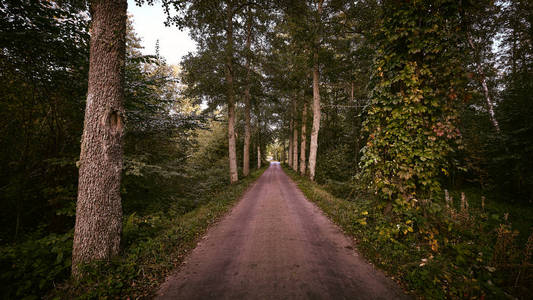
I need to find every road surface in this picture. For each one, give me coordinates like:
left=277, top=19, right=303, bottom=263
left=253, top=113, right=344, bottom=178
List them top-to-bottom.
left=157, top=163, right=409, bottom=299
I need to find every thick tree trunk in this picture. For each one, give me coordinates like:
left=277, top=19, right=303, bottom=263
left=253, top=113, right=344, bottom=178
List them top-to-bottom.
left=72, top=0, right=127, bottom=278
left=308, top=0, right=323, bottom=181
left=225, top=6, right=238, bottom=183
left=242, top=14, right=252, bottom=177
left=308, top=51, right=321, bottom=181
left=299, top=96, right=307, bottom=175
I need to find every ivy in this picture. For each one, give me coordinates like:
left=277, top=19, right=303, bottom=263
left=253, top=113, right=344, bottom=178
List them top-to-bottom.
left=359, top=0, right=468, bottom=208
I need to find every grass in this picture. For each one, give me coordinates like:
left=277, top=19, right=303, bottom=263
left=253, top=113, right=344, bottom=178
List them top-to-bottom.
left=283, top=165, right=533, bottom=299
left=46, top=167, right=267, bottom=299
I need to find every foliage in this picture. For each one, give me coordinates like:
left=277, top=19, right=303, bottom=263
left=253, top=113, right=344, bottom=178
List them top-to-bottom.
left=0, top=0, right=89, bottom=242
left=359, top=0, right=467, bottom=207
left=285, top=167, right=533, bottom=299
left=0, top=231, right=73, bottom=299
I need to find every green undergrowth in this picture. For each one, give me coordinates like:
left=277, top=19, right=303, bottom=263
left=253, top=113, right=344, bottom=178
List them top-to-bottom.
left=283, top=166, right=532, bottom=299
left=1, top=167, right=266, bottom=300
left=55, top=167, right=266, bottom=299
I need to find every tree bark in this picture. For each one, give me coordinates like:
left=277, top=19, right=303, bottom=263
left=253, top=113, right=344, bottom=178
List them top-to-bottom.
left=72, top=0, right=127, bottom=278
left=308, top=0, right=323, bottom=181
left=225, top=4, right=238, bottom=183
left=242, top=12, right=252, bottom=177
left=308, top=54, right=321, bottom=180
left=299, top=94, right=307, bottom=175
left=292, top=97, right=298, bottom=171
left=288, top=118, right=293, bottom=166
left=293, top=122, right=298, bottom=171
left=281, top=138, right=286, bottom=163
left=257, top=145, right=261, bottom=169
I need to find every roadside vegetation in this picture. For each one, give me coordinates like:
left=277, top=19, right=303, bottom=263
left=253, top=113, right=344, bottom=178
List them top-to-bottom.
left=285, top=167, right=533, bottom=299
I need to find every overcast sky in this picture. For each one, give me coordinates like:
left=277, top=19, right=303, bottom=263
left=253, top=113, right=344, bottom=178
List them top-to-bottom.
left=127, top=0, right=196, bottom=65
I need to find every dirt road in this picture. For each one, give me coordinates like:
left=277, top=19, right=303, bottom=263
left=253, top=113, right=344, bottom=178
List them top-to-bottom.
left=157, top=163, right=409, bottom=299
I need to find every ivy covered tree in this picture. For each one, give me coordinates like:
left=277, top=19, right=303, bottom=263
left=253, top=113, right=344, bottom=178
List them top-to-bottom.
left=359, top=0, right=467, bottom=210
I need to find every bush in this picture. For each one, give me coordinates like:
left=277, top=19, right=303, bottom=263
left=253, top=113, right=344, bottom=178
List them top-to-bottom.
left=1, top=231, right=73, bottom=299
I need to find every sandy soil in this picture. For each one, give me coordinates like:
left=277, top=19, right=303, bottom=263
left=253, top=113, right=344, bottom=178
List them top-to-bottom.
left=156, top=163, right=410, bottom=299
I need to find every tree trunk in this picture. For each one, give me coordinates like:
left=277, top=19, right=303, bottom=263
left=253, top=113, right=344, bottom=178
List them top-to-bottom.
left=72, top=0, right=127, bottom=278
left=308, top=0, right=323, bottom=181
left=225, top=5, right=238, bottom=183
left=242, top=13, right=252, bottom=177
left=466, top=32, right=500, bottom=133
left=308, top=53, right=321, bottom=181
left=299, top=95, right=307, bottom=175
left=292, top=97, right=298, bottom=171
left=288, top=118, right=293, bottom=166
left=293, top=123, right=298, bottom=171
left=282, top=138, right=286, bottom=163
left=257, top=145, right=261, bottom=169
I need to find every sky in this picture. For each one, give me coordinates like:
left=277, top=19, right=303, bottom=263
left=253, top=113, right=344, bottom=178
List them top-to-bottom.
left=127, top=0, right=197, bottom=66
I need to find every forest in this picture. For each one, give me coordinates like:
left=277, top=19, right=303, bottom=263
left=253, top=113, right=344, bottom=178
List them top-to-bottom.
left=0, top=0, right=532, bottom=299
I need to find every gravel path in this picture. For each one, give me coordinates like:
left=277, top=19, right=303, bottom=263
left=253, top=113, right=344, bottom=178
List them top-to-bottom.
left=156, top=163, right=409, bottom=299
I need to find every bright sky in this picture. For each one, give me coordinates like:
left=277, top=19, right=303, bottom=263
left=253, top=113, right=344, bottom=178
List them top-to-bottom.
left=127, top=0, right=196, bottom=65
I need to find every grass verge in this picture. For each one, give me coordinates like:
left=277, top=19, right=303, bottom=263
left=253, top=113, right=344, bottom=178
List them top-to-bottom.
left=283, top=165, right=532, bottom=299
left=48, top=167, right=266, bottom=299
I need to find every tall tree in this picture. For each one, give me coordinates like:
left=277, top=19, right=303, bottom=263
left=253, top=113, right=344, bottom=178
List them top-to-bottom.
left=72, top=0, right=127, bottom=277
left=308, top=0, right=323, bottom=181
left=359, top=0, right=466, bottom=207
left=225, top=1, right=239, bottom=183
left=460, top=1, right=502, bottom=133
left=242, top=9, right=253, bottom=177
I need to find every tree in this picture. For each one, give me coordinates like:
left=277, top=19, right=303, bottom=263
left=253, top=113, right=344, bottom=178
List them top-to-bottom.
left=72, top=0, right=127, bottom=277
left=307, top=0, right=323, bottom=181
left=359, top=0, right=466, bottom=208
left=224, top=1, right=239, bottom=183
left=242, top=10, right=253, bottom=176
